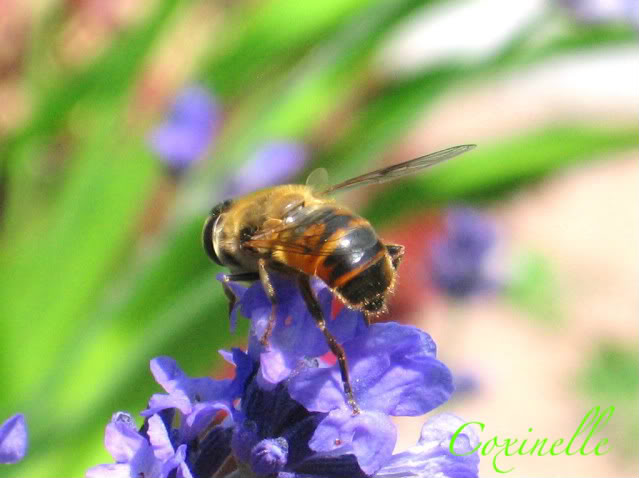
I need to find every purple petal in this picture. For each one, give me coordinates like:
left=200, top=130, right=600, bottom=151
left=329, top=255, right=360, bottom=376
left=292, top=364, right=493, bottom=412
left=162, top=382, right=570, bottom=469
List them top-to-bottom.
left=290, top=323, right=453, bottom=416
left=349, top=324, right=453, bottom=416
left=222, top=348, right=255, bottom=399
left=259, top=348, right=292, bottom=386
left=143, top=356, right=231, bottom=417
left=149, top=356, right=190, bottom=395
left=288, top=362, right=347, bottom=413
left=144, top=391, right=192, bottom=416
left=182, top=402, right=229, bottom=442
left=309, top=408, right=396, bottom=476
left=101, top=413, right=164, bottom=477
left=103, top=413, right=147, bottom=463
left=376, top=413, right=480, bottom=478
left=0, top=414, right=28, bottom=464
left=146, top=415, right=174, bottom=463
left=162, top=444, right=192, bottom=478
left=85, top=463, right=134, bottom=478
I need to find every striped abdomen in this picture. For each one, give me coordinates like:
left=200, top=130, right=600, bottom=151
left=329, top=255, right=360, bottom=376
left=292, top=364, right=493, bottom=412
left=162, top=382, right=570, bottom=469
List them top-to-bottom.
left=278, top=207, right=394, bottom=314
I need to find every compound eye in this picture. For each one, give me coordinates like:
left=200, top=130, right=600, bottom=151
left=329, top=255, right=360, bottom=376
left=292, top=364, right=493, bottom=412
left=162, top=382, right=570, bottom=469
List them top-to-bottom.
left=202, top=213, right=222, bottom=265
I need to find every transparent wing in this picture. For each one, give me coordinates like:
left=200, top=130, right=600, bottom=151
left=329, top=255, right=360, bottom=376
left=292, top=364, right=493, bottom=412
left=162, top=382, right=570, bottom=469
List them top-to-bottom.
left=322, top=144, right=476, bottom=195
left=305, top=167, right=329, bottom=190
left=244, top=207, right=376, bottom=257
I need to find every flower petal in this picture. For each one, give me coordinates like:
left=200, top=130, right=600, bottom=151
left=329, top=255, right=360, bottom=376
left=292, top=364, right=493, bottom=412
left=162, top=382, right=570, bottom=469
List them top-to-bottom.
left=290, top=323, right=453, bottom=417
left=309, top=408, right=396, bottom=476
left=103, top=413, right=147, bottom=463
left=376, top=413, right=480, bottom=478
left=0, top=414, right=28, bottom=464
left=146, top=415, right=174, bottom=463
left=85, top=463, right=134, bottom=478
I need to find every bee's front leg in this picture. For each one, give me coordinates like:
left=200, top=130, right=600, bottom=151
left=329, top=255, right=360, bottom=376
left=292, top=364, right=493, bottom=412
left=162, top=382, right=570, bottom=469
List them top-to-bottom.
left=221, top=272, right=260, bottom=320
left=297, top=275, right=360, bottom=415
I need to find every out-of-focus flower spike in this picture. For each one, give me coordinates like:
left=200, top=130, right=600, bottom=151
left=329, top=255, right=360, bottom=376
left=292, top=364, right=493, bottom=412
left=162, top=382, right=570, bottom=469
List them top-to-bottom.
left=558, top=0, right=639, bottom=27
left=149, top=85, right=221, bottom=173
left=223, top=142, right=308, bottom=197
left=429, top=207, right=502, bottom=299
left=87, top=276, right=480, bottom=477
left=0, top=413, right=28, bottom=464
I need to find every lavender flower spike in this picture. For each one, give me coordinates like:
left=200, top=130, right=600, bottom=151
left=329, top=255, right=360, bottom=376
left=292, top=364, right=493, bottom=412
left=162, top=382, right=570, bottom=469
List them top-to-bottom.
left=149, top=85, right=221, bottom=172
left=223, top=142, right=308, bottom=197
left=430, top=207, right=499, bottom=299
left=87, top=275, right=480, bottom=477
left=0, top=413, right=28, bottom=464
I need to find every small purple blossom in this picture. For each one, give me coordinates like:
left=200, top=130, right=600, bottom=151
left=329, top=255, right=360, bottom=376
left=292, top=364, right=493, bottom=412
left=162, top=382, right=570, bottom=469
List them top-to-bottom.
left=558, top=0, right=639, bottom=27
left=149, top=85, right=221, bottom=172
left=223, top=142, right=308, bottom=197
left=429, top=207, right=500, bottom=299
left=87, top=275, right=479, bottom=477
left=140, top=356, right=232, bottom=442
left=85, top=412, right=192, bottom=478
left=0, top=413, right=28, bottom=464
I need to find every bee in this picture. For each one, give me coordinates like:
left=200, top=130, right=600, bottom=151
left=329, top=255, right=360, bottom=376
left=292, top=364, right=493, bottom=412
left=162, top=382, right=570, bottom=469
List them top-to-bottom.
left=203, top=144, right=475, bottom=413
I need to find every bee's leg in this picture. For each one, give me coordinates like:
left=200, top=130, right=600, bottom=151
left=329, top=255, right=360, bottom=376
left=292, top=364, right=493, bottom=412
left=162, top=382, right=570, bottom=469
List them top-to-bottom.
left=386, top=243, right=405, bottom=271
left=257, top=259, right=278, bottom=346
left=221, top=272, right=260, bottom=318
left=297, top=275, right=360, bottom=415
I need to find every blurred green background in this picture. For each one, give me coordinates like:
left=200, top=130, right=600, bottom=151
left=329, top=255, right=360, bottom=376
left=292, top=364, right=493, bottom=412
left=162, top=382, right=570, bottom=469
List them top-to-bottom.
left=0, top=0, right=636, bottom=476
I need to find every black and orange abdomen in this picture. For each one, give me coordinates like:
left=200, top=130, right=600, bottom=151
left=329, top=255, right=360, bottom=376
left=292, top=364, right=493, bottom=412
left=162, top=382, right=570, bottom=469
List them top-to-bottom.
left=279, top=207, right=394, bottom=314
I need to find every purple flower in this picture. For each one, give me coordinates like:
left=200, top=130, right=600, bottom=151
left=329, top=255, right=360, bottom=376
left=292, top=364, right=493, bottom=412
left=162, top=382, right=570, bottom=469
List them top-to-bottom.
left=558, top=0, right=639, bottom=27
left=149, top=85, right=221, bottom=171
left=223, top=142, right=308, bottom=197
left=429, top=207, right=500, bottom=299
left=87, top=275, right=479, bottom=477
left=288, top=322, right=454, bottom=475
left=452, top=371, right=480, bottom=399
left=85, top=412, right=192, bottom=478
left=0, top=413, right=28, bottom=464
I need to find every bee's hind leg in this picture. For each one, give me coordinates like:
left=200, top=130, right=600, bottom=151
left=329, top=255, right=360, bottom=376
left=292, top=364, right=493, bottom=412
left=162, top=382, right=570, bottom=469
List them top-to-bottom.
left=257, top=259, right=278, bottom=346
left=221, top=272, right=260, bottom=320
left=298, top=275, right=360, bottom=416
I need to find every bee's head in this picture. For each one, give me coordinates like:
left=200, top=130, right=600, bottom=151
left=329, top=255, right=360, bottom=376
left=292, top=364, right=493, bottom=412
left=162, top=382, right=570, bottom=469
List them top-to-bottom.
left=202, top=199, right=232, bottom=265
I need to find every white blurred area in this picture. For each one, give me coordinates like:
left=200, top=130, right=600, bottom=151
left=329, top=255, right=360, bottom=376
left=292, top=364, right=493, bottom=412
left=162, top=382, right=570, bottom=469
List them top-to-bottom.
left=376, top=0, right=638, bottom=150
left=377, top=0, right=547, bottom=73
left=377, top=0, right=637, bottom=76
left=404, top=45, right=638, bottom=152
